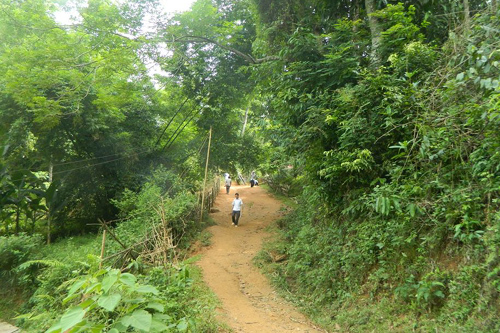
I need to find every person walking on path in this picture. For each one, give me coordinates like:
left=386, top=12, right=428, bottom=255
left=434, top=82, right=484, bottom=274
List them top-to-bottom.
left=225, top=176, right=232, bottom=194
left=231, top=193, right=243, bottom=227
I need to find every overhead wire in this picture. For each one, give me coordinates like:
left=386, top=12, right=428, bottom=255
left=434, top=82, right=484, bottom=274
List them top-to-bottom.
left=2, top=40, right=208, bottom=181
left=154, top=96, right=189, bottom=147
left=160, top=106, right=199, bottom=152
left=162, top=111, right=199, bottom=152
left=162, top=131, right=210, bottom=196
left=3, top=147, right=154, bottom=175
left=51, top=150, right=152, bottom=176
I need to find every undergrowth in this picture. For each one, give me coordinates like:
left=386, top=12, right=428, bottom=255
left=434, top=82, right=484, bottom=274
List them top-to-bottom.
left=256, top=6, right=500, bottom=332
left=0, top=170, right=225, bottom=332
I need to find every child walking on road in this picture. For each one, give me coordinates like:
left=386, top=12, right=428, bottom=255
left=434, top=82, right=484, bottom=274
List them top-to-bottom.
left=231, top=193, right=243, bottom=227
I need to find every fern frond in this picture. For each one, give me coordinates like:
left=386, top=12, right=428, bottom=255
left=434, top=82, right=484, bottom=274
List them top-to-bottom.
left=16, top=259, right=68, bottom=271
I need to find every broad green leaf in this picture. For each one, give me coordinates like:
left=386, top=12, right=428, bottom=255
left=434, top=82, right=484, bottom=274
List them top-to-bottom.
left=455, top=72, right=464, bottom=81
left=384, top=197, right=391, bottom=215
left=408, top=204, right=416, bottom=217
left=95, top=269, right=109, bottom=277
left=102, top=273, right=119, bottom=293
left=120, top=273, right=137, bottom=287
left=66, top=278, right=87, bottom=298
left=86, top=282, right=102, bottom=294
left=136, top=285, right=159, bottom=295
left=62, top=293, right=80, bottom=305
left=97, top=293, right=121, bottom=312
left=79, top=298, right=96, bottom=310
left=146, top=302, right=164, bottom=312
left=60, top=306, right=86, bottom=332
left=129, top=309, right=152, bottom=331
left=153, top=313, right=173, bottom=322
left=119, top=314, right=132, bottom=327
left=112, top=317, right=130, bottom=331
left=176, top=318, right=188, bottom=331
left=150, top=319, right=169, bottom=332
left=46, top=322, right=62, bottom=333
left=88, top=324, right=106, bottom=333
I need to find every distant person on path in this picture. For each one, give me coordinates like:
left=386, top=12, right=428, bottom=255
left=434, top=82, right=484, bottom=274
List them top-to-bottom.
left=250, top=170, right=258, bottom=187
left=225, top=176, right=231, bottom=194
left=231, top=192, right=243, bottom=227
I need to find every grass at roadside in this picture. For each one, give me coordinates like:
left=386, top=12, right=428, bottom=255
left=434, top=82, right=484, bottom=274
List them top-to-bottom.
left=260, top=184, right=297, bottom=208
left=0, top=229, right=228, bottom=331
left=185, top=262, right=233, bottom=332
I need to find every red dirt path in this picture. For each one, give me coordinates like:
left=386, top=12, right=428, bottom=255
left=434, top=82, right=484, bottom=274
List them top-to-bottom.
left=196, top=185, right=324, bottom=332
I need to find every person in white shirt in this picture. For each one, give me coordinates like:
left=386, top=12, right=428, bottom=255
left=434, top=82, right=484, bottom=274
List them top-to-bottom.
left=225, top=176, right=231, bottom=194
left=231, top=193, right=243, bottom=227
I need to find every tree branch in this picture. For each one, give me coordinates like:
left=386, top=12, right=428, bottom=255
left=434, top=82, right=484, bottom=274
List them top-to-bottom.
left=173, top=35, right=279, bottom=64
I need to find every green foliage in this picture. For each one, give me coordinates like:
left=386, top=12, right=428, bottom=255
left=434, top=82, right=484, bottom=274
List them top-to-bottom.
left=2, top=0, right=500, bottom=331
left=255, top=2, right=500, bottom=331
left=373, top=3, right=425, bottom=62
left=110, top=167, right=199, bottom=258
left=8, top=230, right=223, bottom=331
left=0, top=233, right=43, bottom=274
left=44, top=267, right=191, bottom=333
left=395, top=269, right=449, bottom=311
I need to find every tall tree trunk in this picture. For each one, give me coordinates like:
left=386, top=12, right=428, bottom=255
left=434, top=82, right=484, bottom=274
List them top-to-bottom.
left=352, top=0, right=360, bottom=33
left=365, top=0, right=381, bottom=64
left=463, top=0, right=470, bottom=31
left=241, top=104, right=250, bottom=137
left=49, top=158, right=53, bottom=182
left=15, top=206, right=20, bottom=234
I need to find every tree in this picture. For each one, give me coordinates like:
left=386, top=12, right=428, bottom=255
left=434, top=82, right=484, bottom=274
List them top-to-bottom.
left=0, top=0, right=166, bottom=234
left=155, top=0, right=263, bottom=173
left=365, top=0, right=381, bottom=63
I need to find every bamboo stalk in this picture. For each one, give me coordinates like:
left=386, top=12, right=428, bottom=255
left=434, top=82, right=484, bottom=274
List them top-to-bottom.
left=200, top=127, right=212, bottom=222
left=99, top=230, right=107, bottom=269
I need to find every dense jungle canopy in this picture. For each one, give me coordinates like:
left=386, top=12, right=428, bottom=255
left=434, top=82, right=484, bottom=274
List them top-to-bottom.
left=1, top=0, right=500, bottom=331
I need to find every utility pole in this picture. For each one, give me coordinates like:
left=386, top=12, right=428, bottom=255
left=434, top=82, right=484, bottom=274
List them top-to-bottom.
left=200, top=127, right=212, bottom=222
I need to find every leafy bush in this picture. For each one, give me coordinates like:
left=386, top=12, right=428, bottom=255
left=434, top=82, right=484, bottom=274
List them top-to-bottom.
left=257, top=6, right=500, bottom=331
left=0, top=233, right=43, bottom=275
left=45, top=266, right=192, bottom=333
left=395, top=269, right=449, bottom=311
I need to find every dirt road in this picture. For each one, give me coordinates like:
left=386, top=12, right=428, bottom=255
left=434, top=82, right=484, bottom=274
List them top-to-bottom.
left=197, top=185, right=323, bottom=332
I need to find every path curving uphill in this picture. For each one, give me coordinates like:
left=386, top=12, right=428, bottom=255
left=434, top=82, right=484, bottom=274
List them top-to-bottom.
left=197, top=185, right=323, bottom=332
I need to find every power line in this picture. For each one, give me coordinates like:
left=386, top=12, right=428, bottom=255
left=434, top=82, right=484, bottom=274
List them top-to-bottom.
left=154, top=97, right=189, bottom=147
left=160, top=107, right=199, bottom=152
left=3, top=147, right=154, bottom=175
left=3, top=148, right=153, bottom=182
left=51, top=150, right=152, bottom=176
